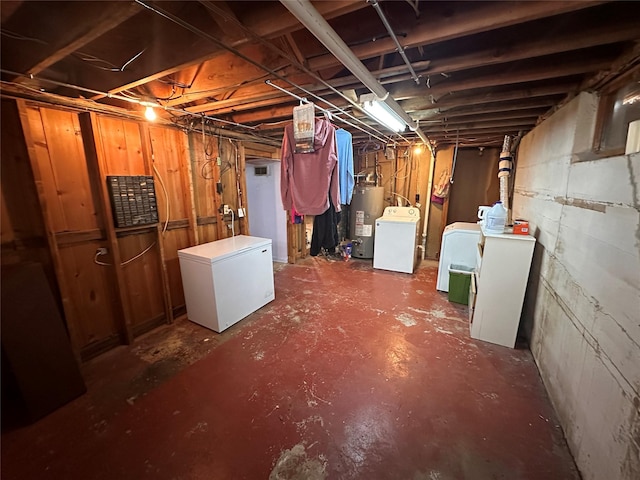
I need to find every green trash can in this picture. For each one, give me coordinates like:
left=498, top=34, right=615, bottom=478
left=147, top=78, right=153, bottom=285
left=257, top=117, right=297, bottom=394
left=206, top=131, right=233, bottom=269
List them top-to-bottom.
left=448, top=264, right=473, bottom=305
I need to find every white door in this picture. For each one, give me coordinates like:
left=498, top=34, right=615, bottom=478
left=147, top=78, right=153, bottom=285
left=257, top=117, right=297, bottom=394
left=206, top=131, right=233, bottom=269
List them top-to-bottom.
left=246, top=160, right=287, bottom=262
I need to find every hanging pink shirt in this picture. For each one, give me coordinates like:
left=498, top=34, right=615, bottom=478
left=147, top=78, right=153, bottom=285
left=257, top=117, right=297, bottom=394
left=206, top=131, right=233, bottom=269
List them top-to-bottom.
left=280, top=118, right=341, bottom=215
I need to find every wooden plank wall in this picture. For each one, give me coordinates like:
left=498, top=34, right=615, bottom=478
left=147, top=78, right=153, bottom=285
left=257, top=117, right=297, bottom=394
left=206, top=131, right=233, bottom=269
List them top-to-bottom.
left=1, top=98, right=267, bottom=360
left=0, top=99, right=54, bottom=283
left=1, top=101, right=47, bottom=259
left=352, top=144, right=431, bottom=255
left=354, top=145, right=423, bottom=208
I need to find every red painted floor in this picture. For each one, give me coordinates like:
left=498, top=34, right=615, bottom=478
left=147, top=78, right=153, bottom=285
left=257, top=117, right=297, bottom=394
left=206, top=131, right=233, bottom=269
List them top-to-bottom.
left=2, top=258, right=579, bottom=479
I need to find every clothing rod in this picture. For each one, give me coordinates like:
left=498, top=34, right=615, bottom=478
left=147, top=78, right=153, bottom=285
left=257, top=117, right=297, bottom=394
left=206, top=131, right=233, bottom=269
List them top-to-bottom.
left=196, top=0, right=400, bottom=143
left=282, top=79, right=411, bottom=144
left=265, top=80, right=391, bottom=144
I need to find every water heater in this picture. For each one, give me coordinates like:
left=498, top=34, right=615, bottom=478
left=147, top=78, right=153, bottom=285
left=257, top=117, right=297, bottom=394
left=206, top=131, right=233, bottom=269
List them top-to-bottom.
left=349, top=186, right=384, bottom=258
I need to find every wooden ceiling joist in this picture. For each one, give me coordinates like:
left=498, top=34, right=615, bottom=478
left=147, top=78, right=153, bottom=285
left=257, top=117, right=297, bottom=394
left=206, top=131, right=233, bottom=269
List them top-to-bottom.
left=98, top=0, right=369, bottom=99
left=306, top=0, right=608, bottom=71
left=2, top=1, right=638, bottom=147
left=400, top=82, right=578, bottom=112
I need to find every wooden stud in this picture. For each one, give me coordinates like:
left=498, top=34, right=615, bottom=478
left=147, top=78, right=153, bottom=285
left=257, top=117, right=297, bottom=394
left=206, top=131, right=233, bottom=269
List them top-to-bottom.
left=78, top=112, right=134, bottom=344
left=139, top=122, right=173, bottom=326
left=180, top=130, right=199, bottom=246
left=238, top=142, right=250, bottom=235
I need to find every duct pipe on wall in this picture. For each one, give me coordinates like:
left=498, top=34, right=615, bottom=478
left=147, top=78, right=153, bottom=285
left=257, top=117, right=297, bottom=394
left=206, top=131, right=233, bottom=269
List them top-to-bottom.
left=280, top=0, right=429, bottom=145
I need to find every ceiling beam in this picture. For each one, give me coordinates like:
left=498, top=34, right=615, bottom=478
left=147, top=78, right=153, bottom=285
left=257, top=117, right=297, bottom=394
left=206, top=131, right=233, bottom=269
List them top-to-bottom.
left=99, top=0, right=368, bottom=98
left=199, top=1, right=246, bottom=44
left=306, top=1, right=608, bottom=71
left=23, top=2, right=143, bottom=77
left=167, top=4, right=630, bottom=113
left=423, top=16, right=640, bottom=78
left=284, top=32, right=308, bottom=68
left=158, top=43, right=291, bottom=107
left=390, top=57, right=613, bottom=100
left=169, top=58, right=432, bottom=110
left=177, top=61, right=432, bottom=115
left=400, top=82, right=578, bottom=112
left=413, top=97, right=560, bottom=120
left=227, top=100, right=552, bottom=127
left=229, top=103, right=301, bottom=124
left=422, top=108, right=549, bottom=125
left=426, top=120, right=536, bottom=138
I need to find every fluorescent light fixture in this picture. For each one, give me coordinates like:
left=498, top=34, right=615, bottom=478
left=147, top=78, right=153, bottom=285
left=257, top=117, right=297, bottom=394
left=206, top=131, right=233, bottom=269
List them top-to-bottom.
left=360, top=93, right=406, bottom=133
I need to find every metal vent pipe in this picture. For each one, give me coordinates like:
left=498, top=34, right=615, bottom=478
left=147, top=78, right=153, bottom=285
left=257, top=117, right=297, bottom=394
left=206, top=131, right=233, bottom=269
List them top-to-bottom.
left=280, top=0, right=429, bottom=145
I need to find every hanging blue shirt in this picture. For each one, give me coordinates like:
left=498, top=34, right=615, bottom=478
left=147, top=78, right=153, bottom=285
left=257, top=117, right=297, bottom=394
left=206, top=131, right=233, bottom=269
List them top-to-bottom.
left=335, top=129, right=354, bottom=205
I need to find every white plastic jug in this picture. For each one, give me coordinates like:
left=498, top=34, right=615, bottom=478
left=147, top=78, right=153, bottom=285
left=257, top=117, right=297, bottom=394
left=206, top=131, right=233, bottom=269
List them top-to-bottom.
left=485, top=201, right=507, bottom=233
left=477, top=205, right=491, bottom=225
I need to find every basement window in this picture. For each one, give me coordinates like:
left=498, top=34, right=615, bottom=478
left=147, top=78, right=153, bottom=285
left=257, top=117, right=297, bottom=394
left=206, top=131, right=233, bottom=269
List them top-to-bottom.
left=593, top=70, right=640, bottom=156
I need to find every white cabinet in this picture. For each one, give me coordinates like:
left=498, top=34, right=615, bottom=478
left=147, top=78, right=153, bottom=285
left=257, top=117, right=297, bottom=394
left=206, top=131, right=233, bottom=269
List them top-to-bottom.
left=469, top=228, right=535, bottom=348
left=178, top=235, right=275, bottom=333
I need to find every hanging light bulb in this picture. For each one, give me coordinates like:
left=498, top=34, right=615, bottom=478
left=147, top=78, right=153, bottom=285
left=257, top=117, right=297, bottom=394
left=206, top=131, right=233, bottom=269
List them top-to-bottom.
left=144, top=105, right=157, bottom=121
left=414, top=144, right=423, bottom=155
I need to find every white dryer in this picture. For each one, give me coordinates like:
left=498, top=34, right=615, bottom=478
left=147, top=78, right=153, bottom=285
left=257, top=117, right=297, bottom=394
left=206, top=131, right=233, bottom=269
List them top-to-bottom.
left=373, top=206, right=420, bottom=274
left=436, top=222, right=481, bottom=292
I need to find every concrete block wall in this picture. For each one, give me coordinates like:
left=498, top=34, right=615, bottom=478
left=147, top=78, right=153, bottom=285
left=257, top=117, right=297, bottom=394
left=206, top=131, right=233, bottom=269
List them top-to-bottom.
left=513, top=92, right=640, bottom=480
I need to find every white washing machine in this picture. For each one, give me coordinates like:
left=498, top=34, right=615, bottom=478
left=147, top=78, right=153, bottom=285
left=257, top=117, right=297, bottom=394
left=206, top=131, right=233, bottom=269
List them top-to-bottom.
left=373, top=206, right=420, bottom=274
left=436, top=222, right=481, bottom=292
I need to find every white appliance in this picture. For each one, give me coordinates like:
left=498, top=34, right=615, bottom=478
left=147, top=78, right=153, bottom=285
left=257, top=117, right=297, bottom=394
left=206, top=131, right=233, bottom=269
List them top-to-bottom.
left=373, top=206, right=420, bottom=274
left=436, top=222, right=481, bottom=292
left=469, top=227, right=535, bottom=348
left=178, top=235, right=275, bottom=333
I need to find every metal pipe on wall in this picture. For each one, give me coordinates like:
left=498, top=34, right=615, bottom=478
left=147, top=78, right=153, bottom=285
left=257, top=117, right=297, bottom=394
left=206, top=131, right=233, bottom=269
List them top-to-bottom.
left=280, top=0, right=430, bottom=145
left=421, top=145, right=436, bottom=260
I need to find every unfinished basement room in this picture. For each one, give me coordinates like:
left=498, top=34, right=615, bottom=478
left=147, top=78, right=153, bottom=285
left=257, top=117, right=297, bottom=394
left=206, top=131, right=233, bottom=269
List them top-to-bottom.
left=1, top=1, right=639, bottom=479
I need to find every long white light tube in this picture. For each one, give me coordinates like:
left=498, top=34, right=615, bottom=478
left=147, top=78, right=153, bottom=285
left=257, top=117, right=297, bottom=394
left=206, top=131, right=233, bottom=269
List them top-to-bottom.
left=361, top=94, right=406, bottom=133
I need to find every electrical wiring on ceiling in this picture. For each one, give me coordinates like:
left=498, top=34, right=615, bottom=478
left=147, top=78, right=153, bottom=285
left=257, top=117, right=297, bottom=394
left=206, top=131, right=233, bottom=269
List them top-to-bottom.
left=137, top=0, right=400, bottom=145
left=201, top=0, right=396, bottom=141
left=1, top=29, right=47, bottom=44
left=2, top=29, right=147, bottom=73
left=72, top=48, right=146, bottom=72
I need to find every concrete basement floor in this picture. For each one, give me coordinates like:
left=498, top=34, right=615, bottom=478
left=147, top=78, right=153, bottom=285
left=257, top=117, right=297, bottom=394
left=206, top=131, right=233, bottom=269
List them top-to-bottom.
left=1, top=258, right=580, bottom=480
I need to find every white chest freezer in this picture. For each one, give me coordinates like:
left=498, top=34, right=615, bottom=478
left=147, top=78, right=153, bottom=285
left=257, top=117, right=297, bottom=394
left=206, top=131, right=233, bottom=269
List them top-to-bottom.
left=436, top=222, right=481, bottom=292
left=178, top=235, right=275, bottom=333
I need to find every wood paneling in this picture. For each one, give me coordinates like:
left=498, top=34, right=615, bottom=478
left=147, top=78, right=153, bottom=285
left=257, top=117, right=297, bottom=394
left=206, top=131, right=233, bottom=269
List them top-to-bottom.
left=4, top=98, right=253, bottom=359
left=0, top=100, right=49, bottom=268
left=16, top=100, right=88, bottom=358
left=37, top=108, right=99, bottom=231
left=79, top=112, right=134, bottom=344
left=97, top=116, right=147, bottom=175
left=149, top=126, right=191, bottom=222
left=189, top=131, right=223, bottom=240
left=197, top=224, right=217, bottom=244
left=162, top=228, right=190, bottom=309
left=117, top=232, right=165, bottom=329
left=58, top=241, right=120, bottom=350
